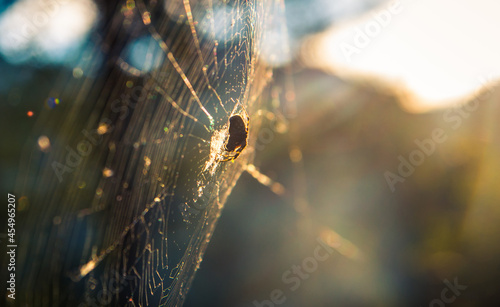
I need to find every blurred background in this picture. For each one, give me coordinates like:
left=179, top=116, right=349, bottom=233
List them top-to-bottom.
left=1, top=0, right=500, bottom=306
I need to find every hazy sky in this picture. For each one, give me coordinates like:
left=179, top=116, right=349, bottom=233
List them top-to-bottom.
left=305, top=0, right=500, bottom=112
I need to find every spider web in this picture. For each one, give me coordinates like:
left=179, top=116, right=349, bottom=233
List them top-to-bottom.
left=15, top=0, right=286, bottom=305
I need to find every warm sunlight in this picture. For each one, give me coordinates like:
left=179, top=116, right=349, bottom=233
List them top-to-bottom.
left=302, top=0, right=500, bottom=112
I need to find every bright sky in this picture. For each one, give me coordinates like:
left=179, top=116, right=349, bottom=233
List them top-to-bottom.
left=0, top=0, right=97, bottom=64
left=304, top=0, right=500, bottom=112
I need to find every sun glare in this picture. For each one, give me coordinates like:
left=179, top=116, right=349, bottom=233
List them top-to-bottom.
left=0, top=0, right=97, bottom=64
left=302, top=0, right=500, bottom=112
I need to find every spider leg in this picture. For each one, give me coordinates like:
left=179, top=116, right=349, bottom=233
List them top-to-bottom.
left=237, top=139, right=247, bottom=154
left=217, top=140, right=247, bottom=163
left=229, top=140, right=246, bottom=160
left=217, top=154, right=236, bottom=162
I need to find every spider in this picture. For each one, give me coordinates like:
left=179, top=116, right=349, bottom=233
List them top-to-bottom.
left=218, top=110, right=249, bottom=162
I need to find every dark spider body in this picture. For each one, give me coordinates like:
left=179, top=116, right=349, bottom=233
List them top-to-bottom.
left=219, top=114, right=249, bottom=162
left=226, top=115, right=247, bottom=151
